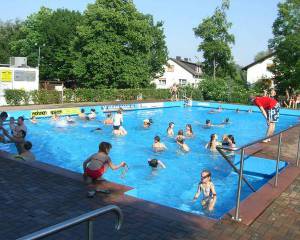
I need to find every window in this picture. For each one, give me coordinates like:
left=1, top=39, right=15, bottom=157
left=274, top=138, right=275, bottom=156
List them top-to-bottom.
left=166, top=65, right=175, bottom=72
left=158, top=79, right=166, bottom=85
left=179, top=79, right=187, bottom=86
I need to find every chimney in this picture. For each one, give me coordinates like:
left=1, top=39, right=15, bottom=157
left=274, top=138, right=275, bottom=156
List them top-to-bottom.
left=176, top=56, right=181, bottom=60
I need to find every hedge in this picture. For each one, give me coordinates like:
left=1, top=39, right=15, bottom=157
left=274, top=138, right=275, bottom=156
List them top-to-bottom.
left=4, top=86, right=254, bottom=106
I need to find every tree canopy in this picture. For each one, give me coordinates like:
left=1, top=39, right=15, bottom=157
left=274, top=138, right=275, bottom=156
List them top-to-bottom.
left=72, top=0, right=168, bottom=88
left=193, top=0, right=235, bottom=79
left=269, top=0, right=300, bottom=93
left=10, top=7, right=82, bottom=81
left=0, top=19, right=23, bottom=64
left=254, top=50, right=272, bottom=62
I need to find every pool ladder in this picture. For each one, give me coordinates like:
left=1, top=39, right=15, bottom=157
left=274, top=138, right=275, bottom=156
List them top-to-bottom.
left=217, top=122, right=300, bottom=222
left=16, top=205, right=123, bottom=240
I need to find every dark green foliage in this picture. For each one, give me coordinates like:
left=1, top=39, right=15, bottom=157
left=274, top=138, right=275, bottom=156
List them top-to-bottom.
left=72, top=0, right=168, bottom=88
left=194, top=0, right=236, bottom=78
left=269, top=0, right=300, bottom=93
left=10, top=7, right=82, bottom=82
left=0, top=19, right=23, bottom=64
left=254, top=50, right=272, bottom=61
left=198, top=77, right=256, bottom=104
left=5, top=85, right=255, bottom=106
left=4, top=89, right=29, bottom=105
left=31, top=90, right=61, bottom=104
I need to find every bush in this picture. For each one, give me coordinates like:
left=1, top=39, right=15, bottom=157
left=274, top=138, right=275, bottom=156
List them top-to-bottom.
left=4, top=84, right=256, bottom=106
left=4, top=89, right=30, bottom=105
left=31, top=90, right=61, bottom=104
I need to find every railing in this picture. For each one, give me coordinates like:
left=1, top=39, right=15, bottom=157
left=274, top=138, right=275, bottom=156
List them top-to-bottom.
left=217, top=123, right=300, bottom=222
left=17, top=205, right=123, bottom=240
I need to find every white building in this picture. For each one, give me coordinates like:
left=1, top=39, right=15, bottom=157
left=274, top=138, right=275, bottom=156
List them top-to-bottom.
left=242, top=53, right=275, bottom=85
left=0, top=57, right=39, bottom=105
left=153, top=57, right=202, bottom=89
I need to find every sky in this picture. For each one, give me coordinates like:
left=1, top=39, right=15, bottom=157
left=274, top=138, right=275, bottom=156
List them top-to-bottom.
left=0, top=0, right=281, bottom=66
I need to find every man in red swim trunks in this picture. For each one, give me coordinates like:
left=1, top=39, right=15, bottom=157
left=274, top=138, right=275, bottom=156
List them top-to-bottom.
left=250, top=95, right=280, bottom=142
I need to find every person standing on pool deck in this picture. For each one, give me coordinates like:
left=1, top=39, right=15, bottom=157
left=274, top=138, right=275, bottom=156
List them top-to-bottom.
left=250, top=95, right=280, bottom=142
left=83, top=142, right=127, bottom=197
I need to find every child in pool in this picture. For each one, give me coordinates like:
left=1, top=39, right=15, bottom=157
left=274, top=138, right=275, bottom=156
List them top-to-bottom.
left=103, top=113, right=113, bottom=125
left=30, top=116, right=38, bottom=124
left=166, top=122, right=175, bottom=137
left=185, top=124, right=193, bottom=137
left=175, top=129, right=185, bottom=141
left=205, top=134, right=221, bottom=151
left=152, top=136, right=167, bottom=152
left=177, top=138, right=190, bottom=152
left=148, top=158, right=166, bottom=169
left=193, top=170, right=217, bottom=211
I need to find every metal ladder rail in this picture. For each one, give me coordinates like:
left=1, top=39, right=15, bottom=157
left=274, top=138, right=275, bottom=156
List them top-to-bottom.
left=216, top=147, right=256, bottom=192
left=17, top=205, right=123, bottom=240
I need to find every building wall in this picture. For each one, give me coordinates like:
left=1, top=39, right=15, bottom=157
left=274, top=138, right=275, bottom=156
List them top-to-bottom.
left=247, top=57, right=275, bottom=85
left=153, top=59, right=200, bottom=89
left=0, top=67, right=39, bottom=105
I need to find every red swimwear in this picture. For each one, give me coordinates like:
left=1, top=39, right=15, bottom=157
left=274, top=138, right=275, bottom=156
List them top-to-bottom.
left=86, top=165, right=106, bottom=180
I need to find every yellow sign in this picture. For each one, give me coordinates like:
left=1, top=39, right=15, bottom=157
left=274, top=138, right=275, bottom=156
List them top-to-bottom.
left=0, top=69, right=12, bottom=82
left=31, top=108, right=81, bottom=118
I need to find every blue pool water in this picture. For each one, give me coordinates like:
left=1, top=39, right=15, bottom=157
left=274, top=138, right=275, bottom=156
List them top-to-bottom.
left=3, top=106, right=299, bottom=218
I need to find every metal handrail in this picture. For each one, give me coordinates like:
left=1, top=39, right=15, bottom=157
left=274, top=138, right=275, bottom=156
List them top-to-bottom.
left=216, top=122, right=300, bottom=222
left=219, top=122, right=300, bottom=152
left=216, top=147, right=256, bottom=192
left=17, top=205, right=123, bottom=240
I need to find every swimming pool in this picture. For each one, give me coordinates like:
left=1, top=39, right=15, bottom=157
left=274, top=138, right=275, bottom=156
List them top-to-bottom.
left=3, top=104, right=299, bottom=219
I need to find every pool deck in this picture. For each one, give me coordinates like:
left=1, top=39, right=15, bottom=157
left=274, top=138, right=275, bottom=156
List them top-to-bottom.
left=0, top=104, right=300, bottom=239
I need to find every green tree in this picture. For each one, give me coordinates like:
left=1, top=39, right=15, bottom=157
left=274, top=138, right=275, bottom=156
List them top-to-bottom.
left=72, top=0, right=168, bottom=88
left=194, top=0, right=235, bottom=79
left=269, top=0, right=300, bottom=93
left=10, top=7, right=82, bottom=82
left=0, top=19, right=23, bottom=63
left=254, top=50, right=272, bottom=61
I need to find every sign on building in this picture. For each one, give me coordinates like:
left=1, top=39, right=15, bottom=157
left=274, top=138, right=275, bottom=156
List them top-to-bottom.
left=0, top=69, right=12, bottom=82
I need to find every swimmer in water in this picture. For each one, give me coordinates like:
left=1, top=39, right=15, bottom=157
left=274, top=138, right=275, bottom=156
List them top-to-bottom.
left=208, top=106, right=222, bottom=114
left=236, top=108, right=240, bottom=113
left=247, top=108, right=253, bottom=113
left=79, top=109, right=88, bottom=120
left=88, top=109, right=97, bottom=120
left=103, top=113, right=113, bottom=125
left=51, top=114, right=60, bottom=121
left=66, top=115, right=76, bottom=124
left=30, top=116, right=38, bottom=124
left=221, top=118, right=231, bottom=125
left=143, top=119, right=153, bottom=128
left=203, top=119, right=224, bottom=129
left=166, top=122, right=175, bottom=137
left=185, top=124, right=194, bottom=137
left=176, top=129, right=185, bottom=142
left=205, top=134, right=221, bottom=151
left=152, top=136, right=167, bottom=152
left=177, top=138, right=190, bottom=152
left=148, top=158, right=166, bottom=169
left=193, top=170, right=217, bottom=211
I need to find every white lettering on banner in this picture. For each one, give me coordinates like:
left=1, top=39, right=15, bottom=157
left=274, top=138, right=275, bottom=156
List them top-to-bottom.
left=139, top=102, right=164, bottom=108
left=197, top=102, right=210, bottom=106
left=101, top=104, right=135, bottom=112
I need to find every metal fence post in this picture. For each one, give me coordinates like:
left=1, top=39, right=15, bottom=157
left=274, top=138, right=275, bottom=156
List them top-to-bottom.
left=275, top=133, right=282, bottom=187
left=296, top=133, right=300, bottom=167
left=233, top=148, right=245, bottom=222
left=87, top=219, right=93, bottom=240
